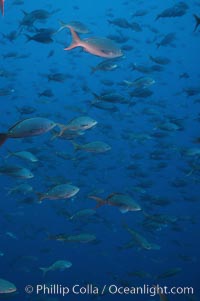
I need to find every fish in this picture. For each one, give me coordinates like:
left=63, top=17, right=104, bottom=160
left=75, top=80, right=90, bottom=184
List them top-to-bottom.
left=0, top=0, right=4, bottom=16
left=155, top=2, right=188, bottom=20
left=19, top=9, right=57, bottom=29
left=132, top=10, right=148, bottom=17
left=193, top=14, right=200, bottom=32
left=108, top=18, right=132, bottom=29
left=57, top=20, right=90, bottom=33
left=129, top=21, right=142, bottom=32
left=25, top=27, right=56, bottom=43
left=65, top=28, right=123, bottom=59
left=25, top=32, right=53, bottom=44
left=156, top=33, right=176, bottom=48
left=149, top=55, right=171, bottom=65
left=91, top=59, right=118, bottom=73
left=47, top=72, right=69, bottom=82
left=123, top=77, right=155, bottom=88
left=0, top=87, right=15, bottom=96
left=129, top=88, right=153, bottom=98
left=38, top=89, right=54, bottom=98
left=92, top=92, right=128, bottom=104
left=90, top=100, right=118, bottom=112
left=15, top=105, right=37, bottom=115
left=56, top=116, right=97, bottom=137
left=0, top=117, right=59, bottom=147
left=72, top=141, right=111, bottom=153
left=6, top=150, right=38, bottom=162
left=0, top=165, right=34, bottom=179
left=6, top=183, right=33, bottom=195
left=37, top=183, right=79, bottom=202
left=89, top=192, right=141, bottom=213
left=69, top=208, right=97, bottom=220
left=122, top=224, right=160, bottom=250
left=6, top=232, right=18, bottom=240
left=48, top=233, right=96, bottom=243
left=65, top=233, right=96, bottom=243
left=40, top=260, right=72, bottom=276
left=156, top=268, right=182, bottom=279
left=127, top=270, right=151, bottom=278
left=0, top=279, right=16, bottom=294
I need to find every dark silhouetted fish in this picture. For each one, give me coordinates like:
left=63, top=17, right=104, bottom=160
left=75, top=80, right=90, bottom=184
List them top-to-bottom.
left=155, top=2, right=188, bottom=20
left=108, top=18, right=132, bottom=29
left=25, top=28, right=55, bottom=44
left=156, top=33, right=176, bottom=48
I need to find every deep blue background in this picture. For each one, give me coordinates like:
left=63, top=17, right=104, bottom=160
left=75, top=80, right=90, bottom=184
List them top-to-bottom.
left=0, top=0, right=199, bottom=300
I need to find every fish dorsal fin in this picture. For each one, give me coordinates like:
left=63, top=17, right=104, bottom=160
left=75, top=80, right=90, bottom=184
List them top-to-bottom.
left=8, top=118, right=28, bottom=134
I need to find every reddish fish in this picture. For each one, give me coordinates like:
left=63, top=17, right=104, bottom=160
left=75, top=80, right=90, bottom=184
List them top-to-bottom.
left=0, top=0, right=4, bottom=16
left=65, top=28, right=123, bottom=59
left=89, top=192, right=141, bottom=213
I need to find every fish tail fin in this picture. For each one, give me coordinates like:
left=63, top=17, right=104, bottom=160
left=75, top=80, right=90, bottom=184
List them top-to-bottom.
left=0, top=0, right=4, bottom=16
left=21, top=9, right=28, bottom=15
left=193, top=14, right=200, bottom=32
left=64, top=28, right=81, bottom=51
left=24, top=34, right=32, bottom=43
left=130, top=63, right=137, bottom=71
left=90, top=67, right=96, bottom=74
left=92, top=92, right=100, bottom=99
left=0, top=134, right=8, bottom=147
left=71, top=141, right=81, bottom=151
left=4, top=151, right=13, bottom=160
left=186, top=169, right=194, bottom=177
left=35, top=192, right=45, bottom=203
left=88, top=195, right=105, bottom=208
left=39, top=267, right=48, bottom=276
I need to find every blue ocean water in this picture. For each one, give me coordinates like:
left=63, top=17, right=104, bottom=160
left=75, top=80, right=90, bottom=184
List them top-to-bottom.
left=0, top=0, right=199, bottom=300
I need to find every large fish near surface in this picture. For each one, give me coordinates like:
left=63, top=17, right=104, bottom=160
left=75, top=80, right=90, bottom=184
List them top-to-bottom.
left=0, top=0, right=4, bottom=16
left=65, top=27, right=123, bottom=59
left=0, top=117, right=59, bottom=147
